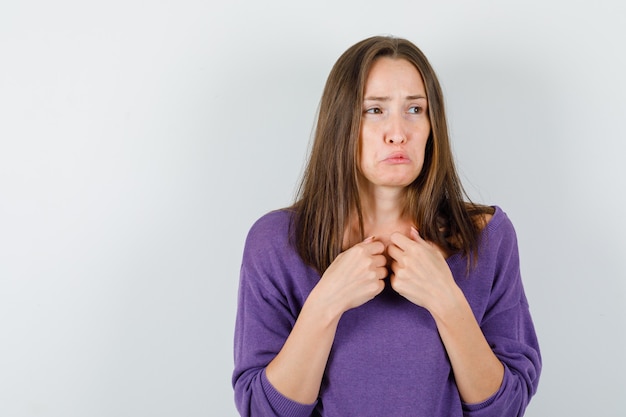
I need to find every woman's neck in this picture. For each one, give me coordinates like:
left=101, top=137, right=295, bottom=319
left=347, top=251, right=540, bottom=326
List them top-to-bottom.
left=359, top=183, right=408, bottom=224
left=344, top=185, right=413, bottom=250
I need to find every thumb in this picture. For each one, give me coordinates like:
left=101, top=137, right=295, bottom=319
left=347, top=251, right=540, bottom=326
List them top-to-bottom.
left=362, top=235, right=376, bottom=244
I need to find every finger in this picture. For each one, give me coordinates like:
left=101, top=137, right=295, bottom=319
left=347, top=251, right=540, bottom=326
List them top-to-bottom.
left=410, top=226, right=425, bottom=243
left=389, top=232, right=414, bottom=250
left=351, top=236, right=384, bottom=255
left=362, top=239, right=385, bottom=255
left=387, top=243, right=403, bottom=261
left=372, top=253, right=387, bottom=268
left=375, top=265, right=388, bottom=280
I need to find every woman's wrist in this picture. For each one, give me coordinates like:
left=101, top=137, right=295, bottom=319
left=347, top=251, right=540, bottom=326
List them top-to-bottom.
left=429, top=284, right=469, bottom=327
left=303, top=286, right=344, bottom=329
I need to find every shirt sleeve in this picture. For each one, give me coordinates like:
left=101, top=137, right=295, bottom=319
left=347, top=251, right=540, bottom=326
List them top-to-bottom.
left=232, top=213, right=318, bottom=417
left=462, top=213, right=542, bottom=417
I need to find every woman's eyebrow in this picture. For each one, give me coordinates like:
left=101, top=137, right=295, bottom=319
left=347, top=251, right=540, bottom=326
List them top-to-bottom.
left=363, top=95, right=427, bottom=101
left=406, top=95, right=427, bottom=100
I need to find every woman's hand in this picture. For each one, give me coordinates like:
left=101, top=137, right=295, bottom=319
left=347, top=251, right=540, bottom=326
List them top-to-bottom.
left=387, top=227, right=458, bottom=314
left=387, top=227, right=505, bottom=404
left=266, top=236, right=386, bottom=404
left=310, top=237, right=388, bottom=318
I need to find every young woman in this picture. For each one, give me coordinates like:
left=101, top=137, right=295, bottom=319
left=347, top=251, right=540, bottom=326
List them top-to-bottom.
left=232, top=36, right=541, bottom=417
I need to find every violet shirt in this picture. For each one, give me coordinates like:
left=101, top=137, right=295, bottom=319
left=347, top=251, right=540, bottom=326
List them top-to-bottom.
left=233, top=206, right=541, bottom=417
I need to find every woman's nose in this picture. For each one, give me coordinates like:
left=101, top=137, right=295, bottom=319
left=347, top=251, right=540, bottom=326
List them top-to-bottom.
left=384, top=114, right=407, bottom=144
left=386, top=135, right=406, bottom=144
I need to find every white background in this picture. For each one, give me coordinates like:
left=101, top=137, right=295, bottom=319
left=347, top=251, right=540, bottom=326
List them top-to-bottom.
left=1, top=1, right=625, bottom=416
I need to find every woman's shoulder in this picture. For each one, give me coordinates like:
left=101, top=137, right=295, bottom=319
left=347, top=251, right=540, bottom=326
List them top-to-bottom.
left=476, top=205, right=520, bottom=257
left=450, top=206, right=521, bottom=277
left=482, top=206, right=516, bottom=236
left=242, top=208, right=314, bottom=289
left=244, top=208, right=297, bottom=253
left=249, top=208, right=294, bottom=233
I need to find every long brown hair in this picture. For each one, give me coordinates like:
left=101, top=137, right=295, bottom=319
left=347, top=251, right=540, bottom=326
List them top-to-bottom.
left=293, top=36, right=492, bottom=273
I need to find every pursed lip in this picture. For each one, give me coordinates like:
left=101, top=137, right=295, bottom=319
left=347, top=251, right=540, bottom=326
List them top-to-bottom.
left=382, top=152, right=411, bottom=163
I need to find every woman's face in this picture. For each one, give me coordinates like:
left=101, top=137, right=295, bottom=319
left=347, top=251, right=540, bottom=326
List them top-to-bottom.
left=358, top=57, right=431, bottom=191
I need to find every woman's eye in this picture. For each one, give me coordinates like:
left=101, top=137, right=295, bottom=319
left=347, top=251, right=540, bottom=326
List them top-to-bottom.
left=408, top=106, right=423, bottom=114
left=365, top=107, right=382, bottom=114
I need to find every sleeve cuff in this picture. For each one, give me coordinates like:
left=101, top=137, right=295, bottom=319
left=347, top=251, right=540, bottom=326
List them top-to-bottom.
left=461, top=364, right=511, bottom=412
left=261, top=369, right=318, bottom=417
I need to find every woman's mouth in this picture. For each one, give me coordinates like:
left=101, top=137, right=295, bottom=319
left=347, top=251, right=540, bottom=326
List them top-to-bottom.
left=383, top=152, right=410, bottom=164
